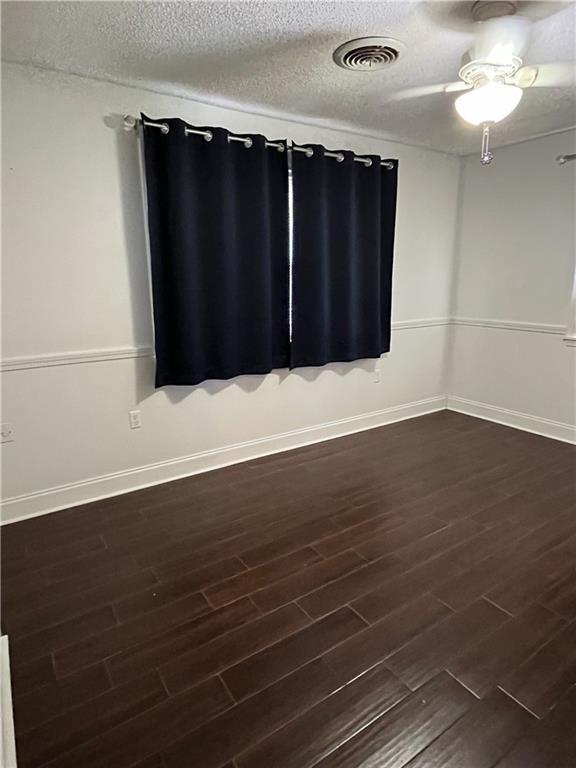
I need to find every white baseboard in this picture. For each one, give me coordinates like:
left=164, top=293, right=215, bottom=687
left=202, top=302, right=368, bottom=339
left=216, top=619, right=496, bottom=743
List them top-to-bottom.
left=1, top=395, right=447, bottom=525
left=447, top=396, right=576, bottom=445
left=1, top=637, right=17, bottom=768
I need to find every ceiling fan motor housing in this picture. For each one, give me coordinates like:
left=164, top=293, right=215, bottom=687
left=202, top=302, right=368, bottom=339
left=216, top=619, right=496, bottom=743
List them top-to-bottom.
left=471, top=1, right=518, bottom=22
left=461, top=14, right=532, bottom=86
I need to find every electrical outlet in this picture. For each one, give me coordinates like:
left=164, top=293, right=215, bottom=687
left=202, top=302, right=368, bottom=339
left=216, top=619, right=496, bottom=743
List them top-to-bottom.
left=373, top=361, right=381, bottom=383
left=128, top=410, right=142, bottom=429
left=1, top=423, right=15, bottom=443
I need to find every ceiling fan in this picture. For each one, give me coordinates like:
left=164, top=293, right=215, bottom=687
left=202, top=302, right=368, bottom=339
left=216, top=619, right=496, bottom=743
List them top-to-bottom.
left=392, top=0, right=575, bottom=164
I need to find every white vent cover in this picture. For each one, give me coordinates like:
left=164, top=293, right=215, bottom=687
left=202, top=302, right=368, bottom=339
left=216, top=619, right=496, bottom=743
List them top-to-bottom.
left=333, top=37, right=405, bottom=71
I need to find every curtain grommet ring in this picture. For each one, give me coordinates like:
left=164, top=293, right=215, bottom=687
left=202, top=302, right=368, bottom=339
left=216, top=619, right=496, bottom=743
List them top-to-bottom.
left=160, top=123, right=170, bottom=135
left=204, top=130, right=213, bottom=142
left=244, top=138, right=253, bottom=148
left=277, top=144, right=285, bottom=153
left=305, top=148, right=313, bottom=158
left=336, top=153, right=345, bottom=163
left=365, top=158, right=373, bottom=167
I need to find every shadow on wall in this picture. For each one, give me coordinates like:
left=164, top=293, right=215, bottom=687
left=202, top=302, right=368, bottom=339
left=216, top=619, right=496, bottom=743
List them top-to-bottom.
left=105, top=110, right=155, bottom=352
left=131, top=357, right=378, bottom=407
left=160, top=358, right=377, bottom=406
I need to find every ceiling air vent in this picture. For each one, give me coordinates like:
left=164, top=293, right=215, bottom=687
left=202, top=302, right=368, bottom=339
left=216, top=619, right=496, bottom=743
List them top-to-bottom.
left=333, top=37, right=405, bottom=71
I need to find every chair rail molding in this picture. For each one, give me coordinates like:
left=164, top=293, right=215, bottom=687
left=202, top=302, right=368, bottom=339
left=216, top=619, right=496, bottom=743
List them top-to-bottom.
left=3, top=316, right=573, bottom=373
left=451, top=317, right=566, bottom=335
left=0, top=319, right=452, bottom=372
left=0, top=346, right=154, bottom=372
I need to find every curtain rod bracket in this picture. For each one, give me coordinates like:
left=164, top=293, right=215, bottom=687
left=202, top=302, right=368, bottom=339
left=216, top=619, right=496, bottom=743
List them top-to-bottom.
left=123, top=114, right=138, bottom=131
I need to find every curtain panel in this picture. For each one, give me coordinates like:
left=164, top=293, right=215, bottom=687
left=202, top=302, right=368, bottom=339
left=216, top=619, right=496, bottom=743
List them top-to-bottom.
left=142, top=115, right=289, bottom=387
left=290, top=145, right=398, bottom=368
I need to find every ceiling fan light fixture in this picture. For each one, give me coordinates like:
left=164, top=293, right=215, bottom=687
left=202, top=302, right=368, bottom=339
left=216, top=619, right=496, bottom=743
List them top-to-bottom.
left=454, top=82, right=523, bottom=125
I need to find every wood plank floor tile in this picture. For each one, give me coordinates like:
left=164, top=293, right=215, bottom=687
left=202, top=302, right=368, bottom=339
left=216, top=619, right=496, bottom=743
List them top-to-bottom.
left=471, top=486, right=574, bottom=531
left=332, top=499, right=413, bottom=531
left=313, top=512, right=409, bottom=558
left=354, top=516, right=448, bottom=562
left=239, top=517, right=341, bottom=567
left=394, top=519, right=485, bottom=567
left=429, top=520, right=576, bottom=612
left=351, top=523, right=521, bottom=624
left=134, top=526, right=250, bottom=570
left=2, top=535, right=106, bottom=580
left=150, top=536, right=262, bottom=582
left=205, top=547, right=320, bottom=607
left=44, top=549, right=141, bottom=585
left=251, top=550, right=364, bottom=613
left=486, top=550, right=576, bottom=616
left=298, top=554, right=403, bottom=619
left=114, top=557, right=246, bottom=622
left=539, top=566, right=576, bottom=619
left=3, top=570, right=159, bottom=638
left=54, top=592, right=212, bottom=675
left=323, top=594, right=452, bottom=683
left=107, top=596, right=260, bottom=685
left=385, top=598, right=509, bottom=690
left=160, top=603, right=310, bottom=694
left=447, top=604, right=566, bottom=698
left=10, top=606, right=117, bottom=667
left=222, top=607, right=367, bottom=700
left=499, top=619, right=576, bottom=717
left=10, top=655, right=56, bottom=697
left=162, top=658, right=352, bottom=768
left=13, top=662, right=111, bottom=734
left=235, top=663, right=407, bottom=768
left=17, top=672, right=168, bottom=768
left=311, top=673, right=476, bottom=768
left=43, top=676, right=232, bottom=768
left=492, top=685, right=576, bottom=768
left=404, top=689, right=535, bottom=768
left=125, top=755, right=162, bottom=768
left=129, top=755, right=166, bottom=768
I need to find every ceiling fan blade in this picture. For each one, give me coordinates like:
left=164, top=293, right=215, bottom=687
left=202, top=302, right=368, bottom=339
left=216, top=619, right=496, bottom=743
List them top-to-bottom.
left=514, top=62, right=576, bottom=88
left=388, top=81, right=470, bottom=102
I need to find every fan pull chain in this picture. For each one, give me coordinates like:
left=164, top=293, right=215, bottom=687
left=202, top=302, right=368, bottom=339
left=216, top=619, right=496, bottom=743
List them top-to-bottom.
left=480, top=123, right=493, bottom=166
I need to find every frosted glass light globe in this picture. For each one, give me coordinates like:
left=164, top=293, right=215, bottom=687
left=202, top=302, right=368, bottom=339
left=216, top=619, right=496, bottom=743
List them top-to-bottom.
left=455, top=83, right=523, bottom=126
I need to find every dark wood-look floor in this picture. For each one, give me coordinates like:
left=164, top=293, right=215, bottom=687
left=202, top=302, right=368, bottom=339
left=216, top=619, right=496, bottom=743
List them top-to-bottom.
left=2, top=411, right=576, bottom=768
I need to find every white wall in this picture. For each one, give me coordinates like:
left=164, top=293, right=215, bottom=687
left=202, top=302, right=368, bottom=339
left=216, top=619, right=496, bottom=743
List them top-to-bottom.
left=1, top=64, right=461, bottom=521
left=448, top=130, right=576, bottom=440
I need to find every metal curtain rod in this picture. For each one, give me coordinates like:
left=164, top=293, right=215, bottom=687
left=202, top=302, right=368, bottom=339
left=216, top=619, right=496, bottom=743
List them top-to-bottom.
left=123, top=115, right=394, bottom=170
left=123, top=115, right=284, bottom=151
left=292, top=145, right=394, bottom=169
left=556, top=153, right=576, bottom=165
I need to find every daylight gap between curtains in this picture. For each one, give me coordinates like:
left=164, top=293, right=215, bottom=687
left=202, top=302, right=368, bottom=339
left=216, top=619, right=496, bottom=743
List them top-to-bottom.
left=141, top=116, right=398, bottom=387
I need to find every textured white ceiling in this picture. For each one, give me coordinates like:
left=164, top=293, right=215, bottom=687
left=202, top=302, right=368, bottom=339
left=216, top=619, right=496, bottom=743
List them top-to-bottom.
left=2, top=0, right=575, bottom=154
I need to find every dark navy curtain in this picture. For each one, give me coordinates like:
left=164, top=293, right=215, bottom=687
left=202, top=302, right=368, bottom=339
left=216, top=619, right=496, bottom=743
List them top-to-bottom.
left=142, top=115, right=289, bottom=387
left=290, top=145, right=398, bottom=368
